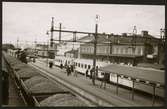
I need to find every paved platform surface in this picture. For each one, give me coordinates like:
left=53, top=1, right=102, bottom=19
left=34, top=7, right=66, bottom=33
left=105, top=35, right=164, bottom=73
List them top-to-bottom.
left=30, top=59, right=164, bottom=107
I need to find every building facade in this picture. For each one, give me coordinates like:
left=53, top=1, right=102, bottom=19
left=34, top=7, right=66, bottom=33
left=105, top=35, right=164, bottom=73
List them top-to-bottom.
left=80, top=31, right=164, bottom=66
left=36, top=43, right=57, bottom=58
left=64, top=49, right=78, bottom=58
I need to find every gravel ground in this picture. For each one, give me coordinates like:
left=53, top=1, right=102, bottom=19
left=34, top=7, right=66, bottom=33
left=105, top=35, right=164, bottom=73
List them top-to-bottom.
left=24, top=76, right=49, bottom=89
left=28, top=81, right=66, bottom=94
left=40, top=94, right=87, bottom=107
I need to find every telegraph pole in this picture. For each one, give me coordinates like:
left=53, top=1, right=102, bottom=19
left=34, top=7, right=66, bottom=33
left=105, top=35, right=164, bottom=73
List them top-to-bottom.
left=92, top=15, right=99, bottom=85
left=50, top=17, right=54, bottom=47
left=59, top=23, right=62, bottom=43
left=132, top=26, right=137, bottom=52
left=17, top=37, right=19, bottom=49
left=34, top=39, right=37, bottom=55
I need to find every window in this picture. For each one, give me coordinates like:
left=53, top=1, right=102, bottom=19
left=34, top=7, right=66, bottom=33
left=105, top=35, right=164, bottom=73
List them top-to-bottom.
left=116, top=47, right=119, bottom=54
left=138, top=47, right=141, bottom=55
left=120, top=48, right=123, bottom=54
left=125, top=48, right=128, bottom=54
left=75, top=62, right=77, bottom=66
left=78, top=63, right=80, bottom=67
left=81, top=64, right=83, bottom=68
left=85, top=64, right=87, bottom=69
left=88, top=65, right=91, bottom=69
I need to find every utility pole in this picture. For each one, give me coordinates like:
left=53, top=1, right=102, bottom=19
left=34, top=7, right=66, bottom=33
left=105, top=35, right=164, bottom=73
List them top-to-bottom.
left=92, top=15, right=99, bottom=85
left=50, top=17, right=54, bottom=47
left=59, top=23, right=62, bottom=43
left=132, top=26, right=137, bottom=66
left=132, top=26, right=137, bottom=52
left=73, top=32, right=77, bottom=50
left=17, top=37, right=19, bottom=49
left=34, top=39, right=37, bottom=56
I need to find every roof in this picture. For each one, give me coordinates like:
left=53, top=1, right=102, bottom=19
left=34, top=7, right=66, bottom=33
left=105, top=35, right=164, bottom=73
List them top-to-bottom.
left=80, top=33, right=160, bottom=45
left=77, top=34, right=94, bottom=42
left=137, top=63, right=164, bottom=70
left=99, top=64, right=164, bottom=85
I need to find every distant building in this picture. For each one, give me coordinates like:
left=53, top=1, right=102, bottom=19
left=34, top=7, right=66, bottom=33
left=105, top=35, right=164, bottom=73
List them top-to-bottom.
left=80, top=31, right=164, bottom=66
left=56, top=34, right=93, bottom=58
left=36, top=43, right=58, bottom=58
left=36, top=44, right=49, bottom=57
left=64, top=49, right=78, bottom=58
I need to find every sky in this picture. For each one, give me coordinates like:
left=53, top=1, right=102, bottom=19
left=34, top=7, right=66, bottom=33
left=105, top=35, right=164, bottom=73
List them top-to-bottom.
left=2, top=2, right=165, bottom=46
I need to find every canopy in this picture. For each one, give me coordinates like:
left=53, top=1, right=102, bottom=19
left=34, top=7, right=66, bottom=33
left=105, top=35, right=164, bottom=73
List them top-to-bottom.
left=99, top=64, right=164, bottom=85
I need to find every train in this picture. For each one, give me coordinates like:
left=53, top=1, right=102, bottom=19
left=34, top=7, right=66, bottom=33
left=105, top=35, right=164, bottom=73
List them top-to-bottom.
left=54, top=56, right=109, bottom=78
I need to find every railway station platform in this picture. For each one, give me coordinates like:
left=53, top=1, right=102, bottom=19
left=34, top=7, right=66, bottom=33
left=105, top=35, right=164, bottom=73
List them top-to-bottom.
left=30, top=59, right=164, bottom=107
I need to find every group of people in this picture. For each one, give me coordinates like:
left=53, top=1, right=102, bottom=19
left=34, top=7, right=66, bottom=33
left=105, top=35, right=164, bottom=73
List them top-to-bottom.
left=50, top=60, right=109, bottom=89
left=66, top=64, right=77, bottom=77
left=85, top=66, right=98, bottom=79
left=86, top=66, right=110, bottom=88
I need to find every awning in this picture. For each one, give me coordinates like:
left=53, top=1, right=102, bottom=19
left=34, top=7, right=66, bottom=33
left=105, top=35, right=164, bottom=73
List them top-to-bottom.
left=99, top=64, right=164, bottom=86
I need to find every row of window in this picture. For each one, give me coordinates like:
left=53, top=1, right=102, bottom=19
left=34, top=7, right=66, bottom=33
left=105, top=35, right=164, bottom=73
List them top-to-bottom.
left=80, top=45, right=143, bottom=56
left=80, top=46, right=110, bottom=54
left=113, top=47, right=143, bottom=55
left=56, top=59, right=95, bottom=70
left=74, top=62, right=91, bottom=69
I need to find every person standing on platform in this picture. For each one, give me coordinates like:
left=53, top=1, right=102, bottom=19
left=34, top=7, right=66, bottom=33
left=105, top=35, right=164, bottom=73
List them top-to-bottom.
left=49, top=60, right=53, bottom=68
left=60, top=62, right=63, bottom=69
left=70, top=64, right=74, bottom=75
left=66, top=65, right=71, bottom=76
left=73, top=65, right=77, bottom=77
left=95, top=66, right=98, bottom=79
left=90, top=67, right=93, bottom=79
left=85, top=69, right=89, bottom=78
left=100, top=72, right=108, bottom=89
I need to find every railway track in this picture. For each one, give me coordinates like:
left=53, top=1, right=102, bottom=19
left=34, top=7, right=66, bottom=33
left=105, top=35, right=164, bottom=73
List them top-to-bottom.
left=2, top=53, right=96, bottom=106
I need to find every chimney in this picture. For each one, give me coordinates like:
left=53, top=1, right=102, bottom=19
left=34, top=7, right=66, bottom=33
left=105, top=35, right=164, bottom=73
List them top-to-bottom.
left=141, top=31, right=148, bottom=37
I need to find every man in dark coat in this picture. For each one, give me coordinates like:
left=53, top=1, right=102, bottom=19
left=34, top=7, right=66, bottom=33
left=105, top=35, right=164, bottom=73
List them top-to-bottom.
left=60, top=62, right=63, bottom=69
left=66, top=65, right=71, bottom=76
left=90, top=68, right=93, bottom=79
left=85, top=69, right=89, bottom=78
left=100, top=72, right=109, bottom=89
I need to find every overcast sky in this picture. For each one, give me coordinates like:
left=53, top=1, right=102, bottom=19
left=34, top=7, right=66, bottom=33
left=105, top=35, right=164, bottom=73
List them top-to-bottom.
left=3, top=2, right=165, bottom=45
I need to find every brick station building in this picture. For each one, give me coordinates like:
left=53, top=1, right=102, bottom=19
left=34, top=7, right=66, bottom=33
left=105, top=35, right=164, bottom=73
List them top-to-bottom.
left=79, top=31, right=164, bottom=66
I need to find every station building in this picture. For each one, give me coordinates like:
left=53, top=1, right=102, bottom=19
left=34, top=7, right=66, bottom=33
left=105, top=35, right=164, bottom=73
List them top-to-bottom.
left=79, top=31, right=165, bottom=66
